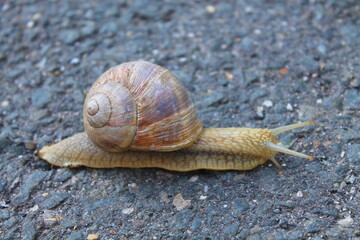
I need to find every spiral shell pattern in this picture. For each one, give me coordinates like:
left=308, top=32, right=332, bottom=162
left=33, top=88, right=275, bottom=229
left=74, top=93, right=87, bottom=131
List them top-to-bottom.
left=83, top=61, right=203, bottom=152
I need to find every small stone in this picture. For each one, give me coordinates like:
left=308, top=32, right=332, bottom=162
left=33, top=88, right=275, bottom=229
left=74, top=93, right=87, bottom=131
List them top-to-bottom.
left=206, top=5, right=216, bottom=14
left=33, top=13, right=42, bottom=20
left=27, top=21, right=35, bottom=28
left=81, top=21, right=96, bottom=36
left=99, top=21, right=118, bottom=34
left=340, top=24, right=359, bottom=44
left=59, top=29, right=81, bottom=44
left=239, top=36, right=254, bottom=53
left=317, top=44, right=327, bottom=54
left=298, top=55, right=319, bottom=73
left=70, top=57, right=80, bottom=65
left=6, top=68, right=24, bottom=79
left=31, top=88, right=52, bottom=108
left=250, top=89, right=269, bottom=102
left=344, top=89, right=360, bottom=109
left=201, top=92, right=224, bottom=107
left=1, top=100, right=9, bottom=107
left=262, top=100, right=273, bottom=107
left=286, top=103, right=293, bottom=111
left=255, top=106, right=264, bottom=119
left=24, top=140, right=37, bottom=150
left=346, top=144, right=360, bottom=164
left=53, top=168, right=73, bottom=182
left=12, top=171, right=48, bottom=204
left=344, top=174, right=356, bottom=184
left=189, top=175, right=199, bottom=182
left=0, top=179, right=8, bottom=192
left=160, top=191, right=170, bottom=203
left=296, top=191, right=303, bottom=197
left=41, top=192, right=70, bottom=209
left=173, top=193, right=191, bottom=211
left=199, top=195, right=207, bottom=200
left=233, top=198, right=250, bottom=215
left=276, top=201, right=296, bottom=209
left=29, top=205, right=39, bottom=212
left=121, top=207, right=134, bottom=215
left=0, top=209, right=10, bottom=220
left=4, top=216, right=18, bottom=228
left=337, top=216, right=354, bottom=228
left=191, top=217, right=202, bottom=231
left=60, top=218, right=76, bottom=229
left=306, top=219, right=324, bottom=233
left=22, top=221, right=37, bottom=240
left=224, top=222, right=240, bottom=235
left=67, top=231, right=84, bottom=240
left=87, top=233, right=99, bottom=240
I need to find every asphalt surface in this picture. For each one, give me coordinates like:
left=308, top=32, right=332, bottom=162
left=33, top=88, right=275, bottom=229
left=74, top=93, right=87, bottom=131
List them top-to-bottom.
left=0, top=0, right=359, bottom=239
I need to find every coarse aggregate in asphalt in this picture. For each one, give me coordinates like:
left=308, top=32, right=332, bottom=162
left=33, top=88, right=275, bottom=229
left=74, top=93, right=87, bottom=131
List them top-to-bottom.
left=0, top=0, right=360, bottom=239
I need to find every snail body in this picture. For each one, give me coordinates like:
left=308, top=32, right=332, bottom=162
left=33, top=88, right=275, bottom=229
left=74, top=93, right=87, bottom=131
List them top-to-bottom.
left=37, top=61, right=314, bottom=171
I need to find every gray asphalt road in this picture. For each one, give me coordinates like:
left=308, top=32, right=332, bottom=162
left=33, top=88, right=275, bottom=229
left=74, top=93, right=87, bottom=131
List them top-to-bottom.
left=0, top=0, right=359, bottom=239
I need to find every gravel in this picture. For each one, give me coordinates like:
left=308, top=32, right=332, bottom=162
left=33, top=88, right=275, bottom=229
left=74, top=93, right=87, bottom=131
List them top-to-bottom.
left=1, top=0, right=360, bottom=239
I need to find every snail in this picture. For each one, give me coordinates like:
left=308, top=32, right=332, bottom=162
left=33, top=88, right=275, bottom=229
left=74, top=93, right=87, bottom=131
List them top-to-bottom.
left=36, top=60, right=315, bottom=171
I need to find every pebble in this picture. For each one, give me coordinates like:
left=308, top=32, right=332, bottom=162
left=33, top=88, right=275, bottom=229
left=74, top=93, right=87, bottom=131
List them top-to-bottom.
left=206, top=5, right=216, bottom=14
left=81, top=21, right=96, bottom=36
left=99, top=21, right=119, bottom=34
left=340, top=24, right=359, bottom=45
left=59, top=29, right=81, bottom=44
left=239, top=36, right=254, bottom=53
left=317, top=44, right=327, bottom=54
left=70, top=57, right=80, bottom=65
left=6, top=68, right=24, bottom=79
left=244, top=71, right=260, bottom=86
left=31, top=88, right=52, bottom=108
left=250, top=89, right=269, bottom=102
left=344, top=89, right=360, bottom=109
left=200, top=92, right=225, bottom=107
left=1, top=100, right=10, bottom=107
left=262, top=100, right=273, bottom=107
left=286, top=103, right=294, bottom=111
left=255, top=106, right=264, bottom=119
left=0, top=137, right=11, bottom=154
left=24, top=140, right=37, bottom=150
left=345, top=144, right=360, bottom=164
left=53, top=168, right=73, bottom=182
left=12, top=171, right=48, bottom=204
left=344, top=174, right=356, bottom=184
left=189, top=175, right=199, bottom=182
left=41, top=192, right=70, bottom=209
left=173, top=194, right=191, bottom=211
left=83, top=197, right=124, bottom=211
left=233, top=198, right=250, bottom=215
left=121, top=207, right=134, bottom=214
left=0, top=209, right=10, bottom=220
left=4, top=216, right=18, bottom=228
left=191, top=216, right=202, bottom=231
left=337, top=216, right=354, bottom=228
left=60, top=218, right=76, bottom=229
left=306, top=219, right=324, bottom=233
left=22, top=220, right=37, bottom=240
left=224, top=222, right=240, bottom=235
left=66, top=231, right=85, bottom=240
left=87, top=233, right=99, bottom=240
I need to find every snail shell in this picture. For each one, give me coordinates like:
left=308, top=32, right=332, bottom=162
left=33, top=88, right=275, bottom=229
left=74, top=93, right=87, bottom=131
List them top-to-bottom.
left=83, top=61, right=203, bottom=152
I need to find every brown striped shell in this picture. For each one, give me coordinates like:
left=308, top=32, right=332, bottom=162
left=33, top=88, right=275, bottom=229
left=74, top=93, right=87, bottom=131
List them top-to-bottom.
left=83, top=60, right=203, bottom=152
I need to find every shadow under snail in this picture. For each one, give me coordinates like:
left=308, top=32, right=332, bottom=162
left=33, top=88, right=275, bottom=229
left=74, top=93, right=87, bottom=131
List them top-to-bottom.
left=36, top=60, right=315, bottom=171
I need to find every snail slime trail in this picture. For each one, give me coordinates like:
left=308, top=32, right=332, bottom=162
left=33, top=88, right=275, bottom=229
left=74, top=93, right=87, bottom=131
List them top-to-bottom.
left=37, top=61, right=315, bottom=171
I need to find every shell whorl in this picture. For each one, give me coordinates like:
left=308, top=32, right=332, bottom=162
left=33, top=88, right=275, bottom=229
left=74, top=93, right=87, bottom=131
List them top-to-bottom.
left=83, top=61, right=203, bottom=152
